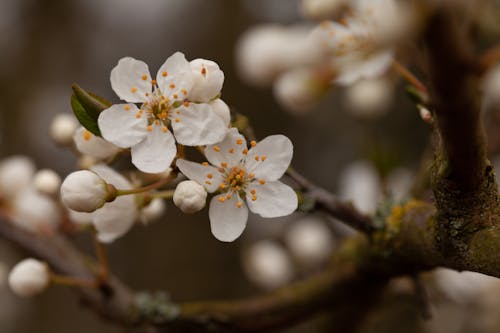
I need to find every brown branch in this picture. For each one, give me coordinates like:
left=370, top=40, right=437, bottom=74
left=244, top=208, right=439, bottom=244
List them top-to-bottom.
left=286, top=168, right=375, bottom=234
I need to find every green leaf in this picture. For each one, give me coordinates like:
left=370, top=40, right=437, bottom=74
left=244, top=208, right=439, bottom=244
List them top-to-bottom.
left=71, top=84, right=111, bottom=119
left=71, top=94, right=101, bottom=136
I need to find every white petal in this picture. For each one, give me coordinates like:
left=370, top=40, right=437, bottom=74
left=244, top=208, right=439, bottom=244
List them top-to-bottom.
left=336, top=51, right=393, bottom=86
left=156, top=52, right=193, bottom=101
left=110, top=57, right=152, bottom=103
left=188, top=58, right=224, bottom=103
left=209, top=99, right=231, bottom=127
left=171, top=103, right=226, bottom=146
left=98, top=104, right=148, bottom=148
left=131, top=125, right=176, bottom=173
left=73, top=127, right=120, bottom=159
left=205, top=128, right=246, bottom=168
left=245, top=135, right=293, bottom=181
left=176, top=159, right=223, bottom=193
left=90, top=164, right=132, bottom=189
left=246, top=181, right=297, bottom=218
left=209, top=194, right=248, bottom=242
left=93, top=196, right=137, bottom=243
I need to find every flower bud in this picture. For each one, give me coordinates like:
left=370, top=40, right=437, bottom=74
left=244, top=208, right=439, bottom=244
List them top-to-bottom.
left=188, top=59, right=224, bottom=102
left=274, top=69, right=324, bottom=113
left=344, top=78, right=393, bottom=118
left=209, top=99, right=231, bottom=127
left=49, top=113, right=79, bottom=145
left=0, top=156, right=35, bottom=198
left=33, top=169, right=61, bottom=196
left=60, top=170, right=116, bottom=213
left=173, top=180, right=207, bottom=214
left=140, top=198, right=166, bottom=224
left=285, top=217, right=334, bottom=266
left=243, top=241, right=293, bottom=289
left=8, top=259, right=50, bottom=297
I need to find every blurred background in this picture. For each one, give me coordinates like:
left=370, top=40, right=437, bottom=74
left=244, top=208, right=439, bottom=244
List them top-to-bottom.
left=1, top=0, right=499, bottom=332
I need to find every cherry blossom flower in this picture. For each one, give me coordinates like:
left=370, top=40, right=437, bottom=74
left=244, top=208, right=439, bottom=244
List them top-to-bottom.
left=309, top=0, right=397, bottom=85
left=98, top=52, right=227, bottom=173
left=176, top=128, right=298, bottom=242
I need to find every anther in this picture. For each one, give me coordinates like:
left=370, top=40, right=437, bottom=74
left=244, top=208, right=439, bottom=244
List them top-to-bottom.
left=201, top=67, right=207, bottom=76
left=141, top=74, right=148, bottom=80
left=151, top=79, right=156, bottom=85
left=169, top=83, right=176, bottom=89
left=131, top=87, right=138, bottom=93
left=181, top=89, right=188, bottom=95
left=173, top=94, right=178, bottom=99
left=183, top=101, right=190, bottom=107
left=124, top=105, right=131, bottom=111
left=175, top=118, right=180, bottom=123
left=147, top=125, right=153, bottom=132
left=161, top=126, right=168, bottom=133
left=83, top=130, right=92, bottom=141
left=236, top=139, right=243, bottom=145
left=250, top=140, right=257, bottom=147
left=213, top=146, right=221, bottom=152
left=229, top=148, right=234, bottom=154
left=242, top=149, right=248, bottom=155
left=261, top=155, right=267, bottom=161
left=255, top=156, right=260, bottom=161
left=202, top=162, right=209, bottom=166
left=221, top=162, right=227, bottom=168
left=207, top=173, right=213, bottom=179
left=259, top=179, right=266, bottom=185
left=205, top=181, right=212, bottom=185
left=219, top=183, right=226, bottom=189
left=250, top=189, right=256, bottom=195
left=251, top=195, right=257, bottom=201
left=219, top=196, right=225, bottom=203
left=237, top=201, right=243, bottom=208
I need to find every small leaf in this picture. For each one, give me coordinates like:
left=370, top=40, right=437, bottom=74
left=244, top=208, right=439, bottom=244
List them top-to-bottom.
left=71, top=84, right=111, bottom=119
left=71, top=94, right=101, bottom=136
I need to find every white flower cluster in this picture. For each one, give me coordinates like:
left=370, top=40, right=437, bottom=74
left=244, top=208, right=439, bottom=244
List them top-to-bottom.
left=237, top=0, right=408, bottom=114
left=57, top=53, right=298, bottom=243
left=0, top=156, right=61, bottom=233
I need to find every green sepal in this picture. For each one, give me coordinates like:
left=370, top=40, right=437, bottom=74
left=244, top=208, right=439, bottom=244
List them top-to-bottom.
left=71, top=84, right=112, bottom=119
left=405, top=85, right=429, bottom=105
left=71, top=94, right=101, bottom=136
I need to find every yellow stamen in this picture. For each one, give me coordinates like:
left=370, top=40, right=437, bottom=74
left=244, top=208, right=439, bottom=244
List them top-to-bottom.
left=162, top=71, right=168, bottom=77
left=141, top=74, right=148, bottom=80
left=131, top=87, right=137, bottom=93
left=124, top=105, right=131, bottom=111
left=83, top=130, right=92, bottom=141
left=236, top=139, right=243, bottom=145
left=250, top=140, right=257, bottom=147
left=213, top=146, right=221, bottom=152
left=221, top=162, right=227, bottom=168
left=207, top=173, right=213, bottom=179
left=259, top=179, right=266, bottom=185
left=251, top=195, right=257, bottom=201
left=219, top=196, right=225, bottom=203
left=237, top=201, right=243, bottom=208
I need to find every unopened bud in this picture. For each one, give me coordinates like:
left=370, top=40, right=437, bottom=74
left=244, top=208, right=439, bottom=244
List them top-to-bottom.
left=188, top=59, right=224, bottom=103
left=418, top=105, right=433, bottom=123
left=50, top=113, right=79, bottom=145
left=0, top=156, right=35, bottom=198
left=33, top=169, right=61, bottom=196
left=60, top=170, right=116, bottom=213
left=173, top=180, right=207, bottom=214
left=8, top=259, right=50, bottom=297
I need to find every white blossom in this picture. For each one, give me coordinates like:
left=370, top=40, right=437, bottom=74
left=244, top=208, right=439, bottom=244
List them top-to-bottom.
left=309, top=0, right=398, bottom=85
left=236, top=25, right=319, bottom=87
left=98, top=53, right=227, bottom=174
left=188, top=59, right=224, bottom=103
left=273, top=68, right=325, bottom=113
left=344, top=78, right=393, bottom=118
left=209, top=99, right=231, bottom=127
left=49, top=113, right=79, bottom=145
left=73, top=127, right=120, bottom=160
left=176, top=128, right=298, bottom=242
left=0, top=156, right=35, bottom=198
left=338, top=160, right=381, bottom=214
left=67, top=165, right=138, bottom=243
left=33, top=169, right=61, bottom=196
left=60, top=170, right=115, bottom=213
left=173, top=180, right=207, bottom=214
left=12, top=187, right=61, bottom=232
left=140, top=198, right=166, bottom=224
left=285, top=217, right=335, bottom=266
left=243, top=240, right=293, bottom=289
left=8, top=259, right=50, bottom=297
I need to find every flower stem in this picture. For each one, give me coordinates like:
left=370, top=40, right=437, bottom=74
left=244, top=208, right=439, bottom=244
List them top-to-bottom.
left=392, top=60, right=428, bottom=95
left=116, top=174, right=174, bottom=196
left=150, top=190, right=175, bottom=199
left=93, top=230, right=109, bottom=282
left=50, top=273, right=97, bottom=289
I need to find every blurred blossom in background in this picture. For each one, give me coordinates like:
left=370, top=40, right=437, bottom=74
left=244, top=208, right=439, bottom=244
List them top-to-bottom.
left=1, top=0, right=499, bottom=332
